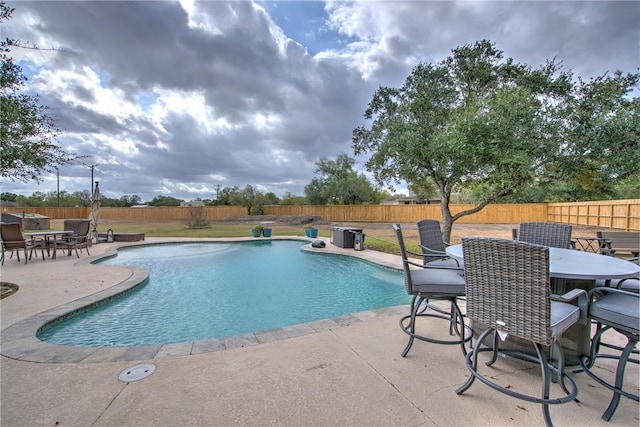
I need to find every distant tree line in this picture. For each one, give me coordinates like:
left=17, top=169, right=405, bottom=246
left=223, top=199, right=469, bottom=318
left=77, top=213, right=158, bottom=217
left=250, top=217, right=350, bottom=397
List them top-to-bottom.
left=0, top=154, right=388, bottom=211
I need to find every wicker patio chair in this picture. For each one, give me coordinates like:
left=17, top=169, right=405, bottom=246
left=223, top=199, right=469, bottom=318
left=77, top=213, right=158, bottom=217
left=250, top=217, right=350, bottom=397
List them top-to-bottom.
left=52, top=219, right=91, bottom=258
left=417, top=219, right=460, bottom=268
left=0, top=222, right=45, bottom=265
left=517, top=222, right=573, bottom=248
left=393, top=223, right=472, bottom=357
left=455, top=237, right=587, bottom=427
left=579, top=287, right=639, bottom=422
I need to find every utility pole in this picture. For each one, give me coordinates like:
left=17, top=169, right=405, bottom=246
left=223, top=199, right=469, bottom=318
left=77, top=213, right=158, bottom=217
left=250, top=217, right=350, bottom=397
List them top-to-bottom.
left=87, top=164, right=98, bottom=195
left=56, top=168, right=60, bottom=207
left=214, top=184, right=221, bottom=205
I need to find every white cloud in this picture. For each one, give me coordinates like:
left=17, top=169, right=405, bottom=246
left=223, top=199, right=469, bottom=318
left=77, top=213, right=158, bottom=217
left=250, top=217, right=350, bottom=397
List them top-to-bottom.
left=3, top=0, right=637, bottom=203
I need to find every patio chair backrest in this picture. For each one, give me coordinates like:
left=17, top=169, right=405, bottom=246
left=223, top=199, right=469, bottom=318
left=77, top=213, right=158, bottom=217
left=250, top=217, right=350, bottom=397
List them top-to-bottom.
left=63, top=219, right=87, bottom=237
left=77, top=219, right=91, bottom=237
left=417, top=219, right=446, bottom=262
left=0, top=222, right=26, bottom=249
left=517, top=222, right=572, bottom=249
left=392, top=223, right=417, bottom=295
left=462, top=237, right=552, bottom=346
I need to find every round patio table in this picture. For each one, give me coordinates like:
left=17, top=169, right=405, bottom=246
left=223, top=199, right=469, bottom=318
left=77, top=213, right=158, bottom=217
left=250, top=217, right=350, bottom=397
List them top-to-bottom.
left=25, top=230, right=74, bottom=260
left=445, top=245, right=640, bottom=281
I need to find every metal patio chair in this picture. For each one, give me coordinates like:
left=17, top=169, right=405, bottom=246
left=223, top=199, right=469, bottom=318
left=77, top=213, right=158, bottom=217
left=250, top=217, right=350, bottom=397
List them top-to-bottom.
left=417, top=219, right=460, bottom=268
left=517, top=222, right=573, bottom=248
left=393, top=223, right=471, bottom=358
left=455, top=237, right=587, bottom=427
left=579, top=286, right=639, bottom=422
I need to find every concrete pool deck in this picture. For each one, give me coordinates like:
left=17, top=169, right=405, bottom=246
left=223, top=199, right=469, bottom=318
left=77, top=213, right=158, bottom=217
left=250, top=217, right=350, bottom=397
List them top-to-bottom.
left=1, top=237, right=638, bottom=426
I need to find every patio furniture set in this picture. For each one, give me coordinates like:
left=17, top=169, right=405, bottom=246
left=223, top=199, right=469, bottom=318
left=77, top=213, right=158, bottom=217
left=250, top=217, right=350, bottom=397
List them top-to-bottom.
left=0, top=219, right=92, bottom=265
left=394, top=221, right=639, bottom=427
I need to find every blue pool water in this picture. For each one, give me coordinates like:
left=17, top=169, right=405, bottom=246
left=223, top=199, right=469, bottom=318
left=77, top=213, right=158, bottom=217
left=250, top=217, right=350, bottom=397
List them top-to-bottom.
left=38, top=241, right=408, bottom=347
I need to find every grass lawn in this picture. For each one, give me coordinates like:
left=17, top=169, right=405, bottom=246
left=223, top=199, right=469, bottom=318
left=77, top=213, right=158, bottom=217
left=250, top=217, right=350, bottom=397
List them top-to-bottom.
left=35, top=218, right=600, bottom=257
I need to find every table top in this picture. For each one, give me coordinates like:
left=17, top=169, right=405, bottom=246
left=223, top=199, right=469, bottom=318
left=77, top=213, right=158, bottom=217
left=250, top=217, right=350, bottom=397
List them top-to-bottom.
left=25, top=230, right=74, bottom=237
left=446, top=244, right=640, bottom=280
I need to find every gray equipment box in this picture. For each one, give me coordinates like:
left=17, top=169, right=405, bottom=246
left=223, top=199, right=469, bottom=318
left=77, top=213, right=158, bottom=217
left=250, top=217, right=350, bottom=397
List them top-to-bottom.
left=331, top=227, right=363, bottom=248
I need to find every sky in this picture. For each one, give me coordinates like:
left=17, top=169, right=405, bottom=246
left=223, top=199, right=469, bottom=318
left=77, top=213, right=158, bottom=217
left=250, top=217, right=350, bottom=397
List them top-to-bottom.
left=2, top=0, right=639, bottom=203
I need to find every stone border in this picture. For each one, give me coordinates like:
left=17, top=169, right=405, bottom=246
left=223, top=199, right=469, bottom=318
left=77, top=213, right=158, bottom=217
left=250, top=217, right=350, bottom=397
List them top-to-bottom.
left=0, top=237, right=407, bottom=364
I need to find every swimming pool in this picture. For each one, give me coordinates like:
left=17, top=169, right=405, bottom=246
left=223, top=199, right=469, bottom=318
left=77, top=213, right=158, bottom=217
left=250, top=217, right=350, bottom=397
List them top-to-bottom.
left=37, top=241, right=409, bottom=347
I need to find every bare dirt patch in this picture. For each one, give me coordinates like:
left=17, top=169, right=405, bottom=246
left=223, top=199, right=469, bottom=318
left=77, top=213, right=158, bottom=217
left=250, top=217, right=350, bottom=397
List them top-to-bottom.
left=220, top=215, right=332, bottom=227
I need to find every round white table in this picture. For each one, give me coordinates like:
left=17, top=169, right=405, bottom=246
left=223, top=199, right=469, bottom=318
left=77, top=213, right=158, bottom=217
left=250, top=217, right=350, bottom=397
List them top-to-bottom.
left=445, top=245, right=640, bottom=280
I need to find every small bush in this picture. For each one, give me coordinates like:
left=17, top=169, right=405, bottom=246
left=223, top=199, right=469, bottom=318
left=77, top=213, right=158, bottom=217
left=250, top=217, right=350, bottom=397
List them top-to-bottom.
left=185, top=206, right=209, bottom=228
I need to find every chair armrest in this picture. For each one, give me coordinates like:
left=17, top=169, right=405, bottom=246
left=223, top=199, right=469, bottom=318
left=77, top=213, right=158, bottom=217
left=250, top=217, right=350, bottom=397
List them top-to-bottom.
left=418, top=245, right=447, bottom=257
left=418, top=245, right=461, bottom=267
left=404, top=247, right=463, bottom=271
left=405, top=247, right=425, bottom=258
left=405, top=258, right=425, bottom=269
left=614, top=276, right=639, bottom=290
left=588, top=286, right=640, bottom=299
left=551, top=288, right=588, bottom=325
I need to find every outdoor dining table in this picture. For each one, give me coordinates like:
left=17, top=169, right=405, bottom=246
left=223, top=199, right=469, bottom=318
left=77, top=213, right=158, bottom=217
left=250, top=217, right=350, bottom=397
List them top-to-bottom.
left=25, top=230, right=74, bottom=260
left=445, top=244, right=640, bottom=365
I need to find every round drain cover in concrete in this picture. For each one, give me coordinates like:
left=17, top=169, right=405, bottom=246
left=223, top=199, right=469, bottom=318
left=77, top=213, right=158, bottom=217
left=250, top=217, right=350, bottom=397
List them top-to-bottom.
left=119, top=364, right=156, bottom=382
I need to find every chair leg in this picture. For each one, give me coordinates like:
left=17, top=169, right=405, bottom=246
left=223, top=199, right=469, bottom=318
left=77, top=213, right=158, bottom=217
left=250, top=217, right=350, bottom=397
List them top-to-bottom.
left=400, top=295, right=471, bottom=357
left=401, top=295, right=420, bottom=357
left=456, top=327, right=494, bottom=395
left=458, top=328, right=577, bottom=427
left=485, top=329, right=500, bottom=366
left=602, top=338, right=638, bottom=421
left=552, top=340, right=571, bottom=395
left=534, top=342, right=553, bottom=427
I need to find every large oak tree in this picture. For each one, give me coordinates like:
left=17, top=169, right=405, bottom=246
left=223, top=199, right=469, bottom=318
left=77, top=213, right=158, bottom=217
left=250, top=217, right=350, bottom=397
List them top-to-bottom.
left=353, top=40, right=638, bottom=241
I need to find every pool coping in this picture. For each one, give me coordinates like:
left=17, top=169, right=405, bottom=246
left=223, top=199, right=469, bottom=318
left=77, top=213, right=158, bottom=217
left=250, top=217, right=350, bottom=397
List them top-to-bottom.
left=0, top=237, right=408, bottom=364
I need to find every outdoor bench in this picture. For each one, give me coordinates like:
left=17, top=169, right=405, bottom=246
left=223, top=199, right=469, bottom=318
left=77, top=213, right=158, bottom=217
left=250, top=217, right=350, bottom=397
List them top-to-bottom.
left=596, top=230, right=639, bottom=258
left=113, top=233, right=145, bottom=242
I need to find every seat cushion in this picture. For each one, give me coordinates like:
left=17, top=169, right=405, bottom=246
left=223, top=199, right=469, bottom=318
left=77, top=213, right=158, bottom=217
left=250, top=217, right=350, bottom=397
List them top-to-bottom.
left=410, top=267, right=466, bottom=295
left=590, top=292, right=640, bottom=332
left=550, top=301, right=580, bottom=339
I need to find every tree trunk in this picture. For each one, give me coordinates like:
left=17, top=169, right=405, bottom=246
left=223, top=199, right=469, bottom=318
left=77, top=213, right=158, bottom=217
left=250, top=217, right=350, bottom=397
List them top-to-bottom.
left=440, top=193, right=454, bottom=244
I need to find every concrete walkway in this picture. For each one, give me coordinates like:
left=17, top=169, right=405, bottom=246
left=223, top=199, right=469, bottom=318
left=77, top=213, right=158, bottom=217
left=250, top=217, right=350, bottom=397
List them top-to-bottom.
left=1, top=238, right=638, bottom=426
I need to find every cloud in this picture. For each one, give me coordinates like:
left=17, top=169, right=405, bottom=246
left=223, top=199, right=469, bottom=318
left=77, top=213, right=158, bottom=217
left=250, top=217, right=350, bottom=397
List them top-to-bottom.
left=2, top=0, right=638, bottom=202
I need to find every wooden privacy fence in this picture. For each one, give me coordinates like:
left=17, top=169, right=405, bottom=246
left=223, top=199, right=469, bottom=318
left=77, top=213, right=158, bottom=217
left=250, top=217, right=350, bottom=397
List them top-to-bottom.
left=2, top=199, right=638, bottom=230
left=547, top=199, right=640, bottom=231
left=262, top=203, right=547, bottom=224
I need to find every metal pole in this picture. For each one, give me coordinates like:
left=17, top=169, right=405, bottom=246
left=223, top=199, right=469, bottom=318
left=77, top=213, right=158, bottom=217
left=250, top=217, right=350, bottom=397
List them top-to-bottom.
left=56, top=168, right=60, bottom=207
